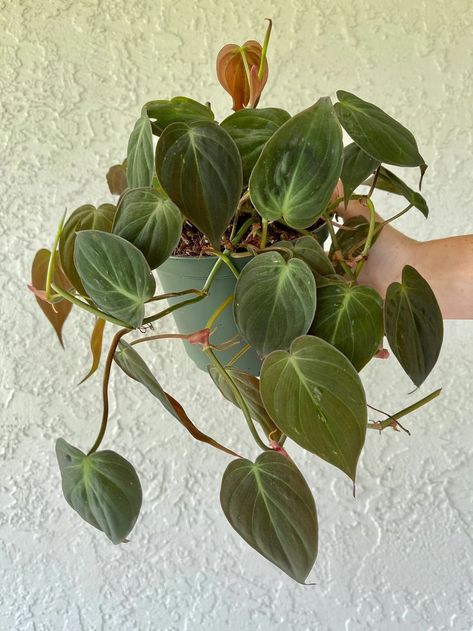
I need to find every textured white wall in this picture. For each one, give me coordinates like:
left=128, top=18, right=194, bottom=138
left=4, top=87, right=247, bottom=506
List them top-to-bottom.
left=2, top=0, right=473, bottom=629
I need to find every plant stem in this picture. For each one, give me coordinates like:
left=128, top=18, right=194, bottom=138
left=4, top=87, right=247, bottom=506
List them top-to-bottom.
left=367, top=166, right=381, bottom=198
left=353, top=197, right=377, bottom=279
left=380, top=203, right=414, bottom=227
left=46, top=211, right=66, bottom=300
left=323, top=212, right=357, bottom=280
left=260, top=218, right=269, bottom=249
left=208, top=250, right=240, bottom=279
left=51, top=283, right=132, bottom=328
left=146, top=288, right=205, bottom=303
left=143, top=293, right=207, bottom=325
left=206, top=294, right=234, bottom=329
left=87, top=328, right=129, bottom=454
left=130, top=333, right=189, bottom=347
left=226, top=343, right=251, bottom=367
left=205, top=347, right=269, bottom=452
left=367, top=388, right=442, bottom=432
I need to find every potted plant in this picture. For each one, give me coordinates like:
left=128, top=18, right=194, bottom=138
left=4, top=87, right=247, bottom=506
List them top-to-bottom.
left=29, top=21, right=443, bottom=584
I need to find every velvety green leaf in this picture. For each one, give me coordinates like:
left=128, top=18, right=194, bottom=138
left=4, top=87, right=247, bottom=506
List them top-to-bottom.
left=335, top=91, right=426, bottom=168
left=146, top=97, right=214, bottom=135
left=249, top=97, right=343, bottom=229
left=220, top=108, right=291, bottom=182
left=127, top=114, right=154, bottom=189
left=155, top=121, right=243, bottom=248
left=341, top=143, right=380, bottom=206
left=106, top=162, right=128, bottom=195
left=364, top=166, right=429, bottom=217
left=112, top=187, right=182, bottom=269
left=59, top=203, right=116, bottom=295
left=74, top=231, right=155, bottom=328
left=273, top=236, right=335, bottom=277
left=30, top=249, right=72, bottom=347
left=234, top=252, right=316, bottom=357
left=384, top=265, right=443, bottom=387
left=310, top=283, right=384, bottom=371
left=79, top=317, right=106, bottom=384
left=260, top=336, right=367, bottom=480
left=115, top=342, right=239, bottom=457
left=208, top=366, right=281, bottom=440
left=56, top=438, right=142, bottom=544
left=220, top=451, right=318, bottom=583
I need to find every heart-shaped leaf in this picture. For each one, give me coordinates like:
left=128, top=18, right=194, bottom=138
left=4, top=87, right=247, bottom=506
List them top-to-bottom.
left=335, top=91, right=426, bottom=169
left=146, top=97, right=214, bottom=135
left=249, top=97, right=343, bottom=229
left=220, top=108, right=290, bottom=182
left=127, top=114, right=154, bottom=189
left=155, top=121, right=243, bottom=248
left=340, top=143, right=380, bottom=207
left=363, top=166, right=429, bottom=217
left=112, top=187, right=182, bottom=269
left=59, top=203, right=116, bottom=295
left=74, top=231, right=156, bottom=328
left=273, top=236, right=335, bottom=277
left=30, top=249, right=72, bottom=347
left=234, top=252, right=316, bottom=357
left=384, top=265, right=443, bottom=386
left=310, top=283, right=384, bottom=371
left=79, top=317, right=106, bottom=384
left=260, top=336, right=367, bottom=480
left=115, top=341, right=239, bottom=457
left=208, top=366, right=281, bottom=440
left=56, top=438, right=142, bottom=544
left=220, top=451, right=318, bottom=583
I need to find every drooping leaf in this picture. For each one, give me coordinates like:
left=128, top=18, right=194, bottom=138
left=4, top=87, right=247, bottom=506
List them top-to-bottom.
left=216, top=40, right=269, bottom=111
left=335, top=91, right=426, bottom=169
left=146, top=97, right=214, bottom=135
left=249, top=97, right=343, bottom=229
left=220, top=108, right=290, bottom=182
left=127, top=114, right=154, bottom=189
left=155, top=121, right=242, bottom=248
left=340, top=143, right=380, bottom=207
left=106, top=162, right=128, bottom=195
left=363, top=166, right=429, bottom=217
left=112, top=187, right=182, bottom=269
left=59, top=203, right=116, bottom=295
left=74, top=231, right=155, bottom=328
left=272, top=236, right=335, bottom=277
left=30, top=249, right=72, bottom=347
left=234, top=252, right=316, bottom=357
left=384, top=265, right=443, bottom=387
left=310, top=283, right=384, bottom=371
left=79, top=317, right=106, bottom=384
left=260, top=336, right=367, bottom=481
left=115, top=341, right=239, bottom=457
left=208, top=366, right=281, bottom=440
left=56, top=438, right=142, bottom=544
left=220, top=451, right=318, bottom=583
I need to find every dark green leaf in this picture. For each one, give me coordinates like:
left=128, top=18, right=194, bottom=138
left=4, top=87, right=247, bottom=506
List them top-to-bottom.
left=335, top=91, right=426, bottom=168
left=146, top=97, right=214, bottom=135
left=249, top=97, right=343, bottom=229
left=220, top=107, right=291, bottom=182
left=127, top=114, right=154, bottom=189
left=155, top=121, right=243, bottom=248
left=341, top=143, right=380, bottom=207
left=364, top=166, right=429, bottom=217
left=112, top=187, right=182, bottom=269
left=59, top=203, right=116, bottom=295
left=74, top=231, right=155, bottom=328
left=273, top=236, right=335, bottom=277
left=234, top=252, right=316, bottom=357
left=384, top=265, right=443, bottom=387
left=310, top=283, right=384, bottom=371
left=79, top=317, right=106, bottom=384
left=260, top=335, right=367, bottom=480
left=115, top=341, right=239, bottom=457
left=208, top=366, right=281, bottom=440
left=56, top=438, right=142, bottom=544
left=220, top=451, right=318, bottom=583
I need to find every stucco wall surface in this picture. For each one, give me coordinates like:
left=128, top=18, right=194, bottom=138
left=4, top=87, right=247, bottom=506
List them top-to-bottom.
left=1, top=0, right=473, bottom=629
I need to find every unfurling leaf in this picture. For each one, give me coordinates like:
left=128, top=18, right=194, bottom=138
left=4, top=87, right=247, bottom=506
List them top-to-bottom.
left=216, top=40, right=268, bottom=110
left=145, top=97, right=214, bottom=135
left=127, top=114, right=154, bottom=189
left=106, top=162, right=128, bottom=195
left=74, top=231, right=155, bottom=328
left=30, top=249, right=72, bottom=347
left=384, top=265, right=443, bottom=387
left=79, top=317, right=106, bottom=384
left=260, top=336, right=367, bottom=481
left=115, top=341, right=239, bottom=457
left=56, top=438, right=142, bottom=544
left=220, top=451, right=318, bottom=583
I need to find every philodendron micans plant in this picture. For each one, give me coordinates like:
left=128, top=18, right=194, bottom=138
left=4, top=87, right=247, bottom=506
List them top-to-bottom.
left=30, top=21, right=443, bottom=583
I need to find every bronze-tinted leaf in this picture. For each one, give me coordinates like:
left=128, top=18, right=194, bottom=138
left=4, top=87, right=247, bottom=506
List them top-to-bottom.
left=106, top=162, right=128, bottom=195
left=79, top=317, right=106, bottom=384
